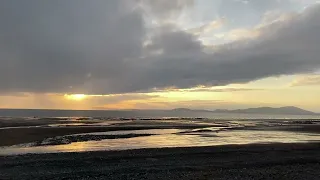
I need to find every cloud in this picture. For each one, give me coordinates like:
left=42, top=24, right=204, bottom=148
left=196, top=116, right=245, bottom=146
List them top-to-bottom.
left=0, top=0, right=145, bottom=94
left=137, top=0, right=194, bottom=18
left=215, top=0, right=296, bottom=28
left=1, top=1, right=320, bottom=95
left=131, top=5, right=320, bottom=92
left=211, top=10, right=295, bottom=43
left=188, top=18, right=225, bottom=35
left=221, top=28, right=260, bottom=41
left=290, top=75, right=320, bottom=86
left=153, top=87, right=264, bottom=93
left=185, top=88, right=264, bottom=92
left=0, top=93, right=89, bottom=110
left=89, top=93, right=159, bottom=104
left=91, top=93, right=162, bottom=110
left=95, top=98, right=266, bottom=110
left=95, top=99, right=228, bottom=110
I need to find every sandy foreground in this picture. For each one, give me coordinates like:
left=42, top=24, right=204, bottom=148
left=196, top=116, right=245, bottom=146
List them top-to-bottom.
left=1, top=118, right=320, bottom=179
left=1, top=143, right=320, bottom=180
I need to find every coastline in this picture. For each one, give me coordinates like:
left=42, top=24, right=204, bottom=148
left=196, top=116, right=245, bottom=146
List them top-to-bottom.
left=1, top=118, right=320, bottom=179
left=1, top=123, right=319, bottom=147
left=0, top=124, right=214, bottom=147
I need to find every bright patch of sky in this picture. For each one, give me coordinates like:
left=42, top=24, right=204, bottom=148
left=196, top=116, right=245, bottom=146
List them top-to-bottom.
left=167, top=0, right=319, bottom=45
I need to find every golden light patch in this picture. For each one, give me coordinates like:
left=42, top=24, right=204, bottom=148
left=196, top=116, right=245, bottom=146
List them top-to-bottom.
left=64, top=94, right=87, bottom=101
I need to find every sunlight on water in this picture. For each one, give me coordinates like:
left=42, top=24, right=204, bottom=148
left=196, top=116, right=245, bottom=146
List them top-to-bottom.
left=1, top=129, right=319, bottom=156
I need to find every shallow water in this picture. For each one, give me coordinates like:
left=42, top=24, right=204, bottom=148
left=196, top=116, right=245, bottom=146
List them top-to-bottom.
left=1, top=117, right=320, bottom=155
left=1, top=128, right=319, bottom=156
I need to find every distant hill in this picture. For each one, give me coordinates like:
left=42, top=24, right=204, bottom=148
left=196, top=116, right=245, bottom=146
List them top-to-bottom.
left=0, top=106, right=318, bottom=117
left=172, top=106, right=318, bottom=115
left=212, top=106, right=317, bottom=115
left=171, top=108, right=212, bottom=113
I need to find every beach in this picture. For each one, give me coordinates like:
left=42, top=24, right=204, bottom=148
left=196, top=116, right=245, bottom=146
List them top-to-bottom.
left=1, top=117, right=320, bottom=179
left=1, top=143, right=320, bottom=179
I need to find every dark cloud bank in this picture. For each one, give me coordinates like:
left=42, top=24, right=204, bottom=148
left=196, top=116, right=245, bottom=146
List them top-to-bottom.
left=0, top=0, right=320, bottom=94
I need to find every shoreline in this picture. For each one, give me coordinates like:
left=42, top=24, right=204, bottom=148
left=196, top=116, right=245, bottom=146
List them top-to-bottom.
left=1, top=123, right=319, bottom=147
left=0, top=124, right=213, bottom=147
left=1, top=142, right=320, bottom=179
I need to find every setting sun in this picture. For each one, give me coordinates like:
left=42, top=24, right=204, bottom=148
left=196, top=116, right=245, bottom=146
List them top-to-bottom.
left=64, top=94, right=87, bottom=101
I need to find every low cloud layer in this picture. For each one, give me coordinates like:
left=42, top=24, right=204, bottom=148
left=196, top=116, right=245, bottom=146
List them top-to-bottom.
left=1, top=0, right=320, bottom=94
left=290, top=75, right=320, bottom=86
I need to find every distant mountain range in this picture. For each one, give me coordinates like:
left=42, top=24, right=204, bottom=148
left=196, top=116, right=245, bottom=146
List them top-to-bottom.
left=0, top=106, right=318, bottom=117
left=172, top=106, right=318, bottom=115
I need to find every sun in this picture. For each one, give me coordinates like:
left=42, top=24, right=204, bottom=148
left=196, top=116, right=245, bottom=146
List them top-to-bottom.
left=64, top=94, right=87, bottom=101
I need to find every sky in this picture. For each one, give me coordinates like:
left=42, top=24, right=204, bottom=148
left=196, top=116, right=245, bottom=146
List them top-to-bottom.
left=0, top=0, right=320, bottom=112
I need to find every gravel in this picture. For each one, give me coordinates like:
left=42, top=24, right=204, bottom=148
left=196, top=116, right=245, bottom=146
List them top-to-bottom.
left=1, top=143, right=320, bottom=180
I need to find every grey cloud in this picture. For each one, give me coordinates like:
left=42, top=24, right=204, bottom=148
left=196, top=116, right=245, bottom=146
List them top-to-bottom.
left=0, top=0, right=145, bottom=93
left=138, top=0, right=194, bottom=18
left=217, top=0, right=295, bottom=28
left=1, top=1, right=320, bottom=94
left=122, top=4, right=320, bottom=92
left=187, top=19, right=225, bottom=35
left=146, top=28, right=203, bottom=55
left=152, top=87, right=264, bottom=93
left=185, top=88, right=264, bottom=92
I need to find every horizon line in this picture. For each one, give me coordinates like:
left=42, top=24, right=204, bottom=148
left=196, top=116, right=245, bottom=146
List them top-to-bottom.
left=0, top=106, right=319, bottom=113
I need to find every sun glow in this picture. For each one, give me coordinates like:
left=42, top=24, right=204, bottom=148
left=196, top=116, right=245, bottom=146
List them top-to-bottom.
left=64, top=94, right=87, bottom=101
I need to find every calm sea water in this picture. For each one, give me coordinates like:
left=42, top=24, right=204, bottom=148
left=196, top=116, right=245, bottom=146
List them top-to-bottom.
left=0, top=109, right=319, bottom=119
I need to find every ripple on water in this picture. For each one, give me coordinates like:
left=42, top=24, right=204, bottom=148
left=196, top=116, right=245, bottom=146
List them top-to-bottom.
left=1, top=129, right=319, bottom=156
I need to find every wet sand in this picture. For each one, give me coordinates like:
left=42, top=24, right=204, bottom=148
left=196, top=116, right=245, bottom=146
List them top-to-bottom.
left=1, top=119, right=320, bottom=179
left=1, top=122, right=319, bottom=147
left=0, top=124, right=215, bottom=146
left=230, top=124, right=320, bottom=133
left=1, top=143, right=320, bottom=180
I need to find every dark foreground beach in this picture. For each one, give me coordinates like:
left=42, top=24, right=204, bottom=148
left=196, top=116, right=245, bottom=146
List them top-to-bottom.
left=1, top=117, right=320, bottom=179
left=1, top=143, right=320, bottom=180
